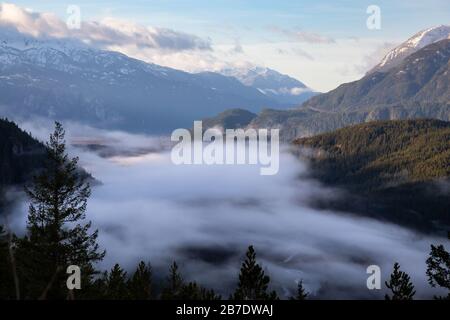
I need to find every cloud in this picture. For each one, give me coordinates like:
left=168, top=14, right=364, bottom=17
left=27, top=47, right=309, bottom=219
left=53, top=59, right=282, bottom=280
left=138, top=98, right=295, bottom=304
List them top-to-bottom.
left=0, top=3, right=211, bottom=52
left=0, top=3, right=255, bottom=74
left=270, top=26, right=335, bottom=44
left=231, top=38, right=244, bottom=54
left=354, top=41, right=398, bottom=74
left=275, top=46, right=314, bottom=61
left=8, top=121, right=448, bottom=299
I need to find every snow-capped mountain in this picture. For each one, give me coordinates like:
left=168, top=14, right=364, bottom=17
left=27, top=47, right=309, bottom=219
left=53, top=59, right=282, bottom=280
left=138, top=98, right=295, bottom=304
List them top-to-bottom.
left=370, top=25, right=450, bottom=73
left=0, top=36, right=286, bottom=133
left=220, top=66, right=317, bottom=106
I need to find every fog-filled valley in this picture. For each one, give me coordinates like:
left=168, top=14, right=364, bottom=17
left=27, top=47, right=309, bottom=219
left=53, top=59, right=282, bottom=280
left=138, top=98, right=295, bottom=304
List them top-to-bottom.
left=1, top=2, right=450, bottom=304
left=4, top=121, right=447, bottom=299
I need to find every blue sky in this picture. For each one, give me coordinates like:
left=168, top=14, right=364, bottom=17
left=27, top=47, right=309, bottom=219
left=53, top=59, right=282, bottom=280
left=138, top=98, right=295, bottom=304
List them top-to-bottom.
left=13, top=0, right=450, bottom=37
left=6, top=1, right=450, bottom=90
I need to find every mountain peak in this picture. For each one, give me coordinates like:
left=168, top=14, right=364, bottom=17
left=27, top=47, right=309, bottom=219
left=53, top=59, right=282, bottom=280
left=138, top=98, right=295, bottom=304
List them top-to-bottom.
left=370, top=25, right=450, bottom=73
left=220, top=66, right=317, bottom=106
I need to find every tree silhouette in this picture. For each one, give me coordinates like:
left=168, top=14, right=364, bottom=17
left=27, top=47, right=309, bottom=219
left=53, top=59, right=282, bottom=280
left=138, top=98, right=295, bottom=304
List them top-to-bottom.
left=18, top=122, right=104, bottom=299
left=426, top=233, right=450, bottom=299
left=233, top=246, right=278, bottom=300
left=128, top=261, right=153, bottom=300
left=161, top=261, right=184, bottom=300
left=385, top=262, right=415, bottom=300
left=104, top=264, right=129, bottom=299
left=290, top=280, right=308, bottom=300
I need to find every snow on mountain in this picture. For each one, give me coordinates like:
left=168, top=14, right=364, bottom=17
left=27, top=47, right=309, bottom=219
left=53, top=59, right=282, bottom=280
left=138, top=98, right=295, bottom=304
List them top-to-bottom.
left=370, top=25, right=450, bottom=73
left=0, top=33, right=178, bottom=78
left=0, top=35, right=284, bottom=133
left=220, top=66, right=317, bottom=106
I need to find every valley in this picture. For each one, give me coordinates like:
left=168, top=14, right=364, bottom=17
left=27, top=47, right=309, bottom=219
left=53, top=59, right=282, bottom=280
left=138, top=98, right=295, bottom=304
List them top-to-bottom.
left=0, top=3, right=449, bottom=301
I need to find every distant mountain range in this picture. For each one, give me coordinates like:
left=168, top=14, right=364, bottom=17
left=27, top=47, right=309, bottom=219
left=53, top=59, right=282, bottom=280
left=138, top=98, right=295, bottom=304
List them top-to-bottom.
left=205, top=27, right=450, bottom=141
left=0, top=35, right=314, bottom=133
left=220, top=66, right=317, bottom=105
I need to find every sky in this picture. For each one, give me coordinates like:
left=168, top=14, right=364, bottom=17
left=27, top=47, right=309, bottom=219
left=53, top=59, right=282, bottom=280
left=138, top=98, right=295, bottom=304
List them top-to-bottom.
left=3, top=0, right=450, bottom=91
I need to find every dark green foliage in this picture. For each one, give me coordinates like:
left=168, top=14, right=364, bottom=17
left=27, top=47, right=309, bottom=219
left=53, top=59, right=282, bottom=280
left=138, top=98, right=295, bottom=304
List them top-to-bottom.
left=202, top=108, right=257, bottom=131
left=0, top=118, right=46, bottom=196
left=295, top=119, right=450, bottom=232
left=295, top=119, right=450, bottom=188
left=17, top=122, right=104, bottom=299
left=0, top=225, right=15, bottom=299
left=426, top=234, right=450, bottom=299
left=233, top=246, right=278, bottom=300
left=127, top=261, right=153, bottom=300
left=160, top=261, right=221, bottom=300
left=161, top=261, right=184, bottom=300
left=385, top=263, right=416, bottom=300
left=105, top=264, right=129, bottom=300
left=290, top=280, right=308, bottom=300
left=179, top=282, right=221, bottom=300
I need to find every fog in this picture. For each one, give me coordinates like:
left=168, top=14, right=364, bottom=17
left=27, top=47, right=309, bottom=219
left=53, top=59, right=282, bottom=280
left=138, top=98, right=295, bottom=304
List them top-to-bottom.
left=8, top=121, right=448, bottom=299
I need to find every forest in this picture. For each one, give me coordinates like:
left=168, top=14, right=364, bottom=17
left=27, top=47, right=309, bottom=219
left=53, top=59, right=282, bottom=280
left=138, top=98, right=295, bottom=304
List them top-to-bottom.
left=0, top=122, right=449, bottom=300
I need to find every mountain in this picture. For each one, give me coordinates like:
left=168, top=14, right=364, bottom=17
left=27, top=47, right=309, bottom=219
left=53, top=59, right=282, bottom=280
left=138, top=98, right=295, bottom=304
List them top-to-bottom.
left=369, top=25, right=450, bottom=73
left=0, top=36, right=280, bottom=133
left=242, top=38, right=450, bottom=141
left=302, top=38, right=450, bottom=112
left=220, top=66, right=318, bottom=106
left=201, top=109, right=257, bottom=131
left=0, top=118, right=46, bottom=193
left=0, top=118, right=94, bottom=208
left=294, top=119, right=450, bottom=233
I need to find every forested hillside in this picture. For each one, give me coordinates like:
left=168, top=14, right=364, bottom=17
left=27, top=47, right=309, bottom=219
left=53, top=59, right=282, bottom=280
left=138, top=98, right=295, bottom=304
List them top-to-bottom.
left=0, top=119, right=46, bottom=191
left=294, top=119, right=450, bottom=232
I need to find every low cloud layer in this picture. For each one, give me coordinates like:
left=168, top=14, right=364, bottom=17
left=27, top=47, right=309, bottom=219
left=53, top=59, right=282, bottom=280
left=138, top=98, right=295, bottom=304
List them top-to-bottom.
left=0, top=3, right=211, bottom=52
left=8, top=122, right=448, bottom=299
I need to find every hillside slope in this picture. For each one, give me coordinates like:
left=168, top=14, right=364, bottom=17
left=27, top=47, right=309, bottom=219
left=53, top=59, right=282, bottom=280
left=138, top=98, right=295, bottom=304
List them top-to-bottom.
left=369, top=25, right=450, bottom=73
left=245, top=39, right=450, bottom=141
left=0, top=118, right=46, bottom=189
left=294, top=119, right=450, bottom=233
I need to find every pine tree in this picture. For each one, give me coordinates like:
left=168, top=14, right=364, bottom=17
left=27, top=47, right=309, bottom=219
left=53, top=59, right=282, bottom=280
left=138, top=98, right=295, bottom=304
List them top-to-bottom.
left=18, top=122, right=104, bottom=299
left=0, top=225, right=14, bottom=299
left=426, top=233, right=450, bottom=299
left=232, top=246, right=278, bottom=300
left=127, top=261, right=153, bottom=300
left=161, top=261, right=184, bottom=300
left=385, top=262, right=416, bottom=300
left=105, top=264, right=129, bottom=299
left=290, top=280, right=308, bottom=300
left=179, top=282, right=221, bottom=300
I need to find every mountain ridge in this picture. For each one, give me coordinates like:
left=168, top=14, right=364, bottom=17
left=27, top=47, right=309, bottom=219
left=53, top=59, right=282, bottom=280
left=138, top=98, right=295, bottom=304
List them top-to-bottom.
left=369, top=24, right=450, bottom=73
left=0, top=36, right=287, bottom=133
left=232, top=38, right=450, bottom=141
left=220, top=66, right=318, bottom=105
left=294, top=119, right=450, bottom=233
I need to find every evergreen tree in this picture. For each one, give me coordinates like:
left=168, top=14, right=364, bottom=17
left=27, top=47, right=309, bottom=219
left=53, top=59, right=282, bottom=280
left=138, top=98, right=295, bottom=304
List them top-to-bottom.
left=18, top=122, right=104, bottom=299
left=0, top=225, right=14, bottom=299
left=426, top=233, right=450, bottom=299
left=232, top=246, right=278, bottom=300
left=127, top=261, right=153, bottom=300
left=161, top=261, right=184, bottom=300
left=385, top=262, right=416, bottom=300
left=105, top=264, right=129, bottom=299
left=290, top=280, right=308, bottom=300
left=179, top=282, right=221, bottom=300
